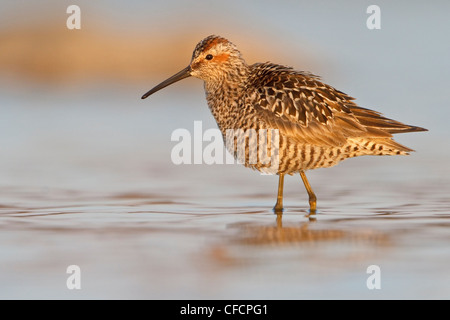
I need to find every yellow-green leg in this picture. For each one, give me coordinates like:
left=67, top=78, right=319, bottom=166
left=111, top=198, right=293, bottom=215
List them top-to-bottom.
left=300, top=171, right=317, bottom=213
left=273, top=173, right=285, bottom=213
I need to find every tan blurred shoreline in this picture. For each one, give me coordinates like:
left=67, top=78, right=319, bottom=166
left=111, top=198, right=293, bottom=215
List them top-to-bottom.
left=0, top=22, right=316, bottom=85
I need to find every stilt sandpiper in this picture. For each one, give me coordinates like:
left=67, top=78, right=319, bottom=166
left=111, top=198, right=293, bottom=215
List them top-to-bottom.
left=142, top=35, right=427, bottom=213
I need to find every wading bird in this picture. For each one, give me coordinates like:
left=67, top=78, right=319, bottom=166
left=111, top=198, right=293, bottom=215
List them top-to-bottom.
left=141, top=35, right=427, bottom=213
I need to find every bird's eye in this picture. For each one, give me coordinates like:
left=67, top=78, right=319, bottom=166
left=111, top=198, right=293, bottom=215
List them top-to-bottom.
left=205, top=54, right=213, bottom=60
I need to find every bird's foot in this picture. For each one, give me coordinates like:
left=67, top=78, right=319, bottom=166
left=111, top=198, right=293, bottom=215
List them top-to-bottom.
left=273, top=203, right=284, bottom=214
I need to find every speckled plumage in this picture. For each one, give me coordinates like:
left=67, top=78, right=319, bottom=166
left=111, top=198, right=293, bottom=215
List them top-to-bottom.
left=142, top=35, right=427, bottom=212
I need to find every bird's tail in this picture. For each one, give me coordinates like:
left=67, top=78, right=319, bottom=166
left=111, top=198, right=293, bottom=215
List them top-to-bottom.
left=350, top=106, right=428, bottom=135
left=348, top=137, right=415, bottom=156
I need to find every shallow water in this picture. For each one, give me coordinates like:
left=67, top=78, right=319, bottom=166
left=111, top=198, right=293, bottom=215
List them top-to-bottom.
left=1, top=0, right=450, bottom=299
left=1, top=84, right=449, bottom=299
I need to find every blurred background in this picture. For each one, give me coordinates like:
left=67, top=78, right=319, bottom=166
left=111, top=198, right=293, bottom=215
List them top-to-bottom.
left=0, top=0, right=449, bottom=299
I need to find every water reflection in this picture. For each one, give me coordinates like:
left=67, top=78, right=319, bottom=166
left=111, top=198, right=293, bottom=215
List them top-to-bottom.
left=231, top=212, right=390, bottom=247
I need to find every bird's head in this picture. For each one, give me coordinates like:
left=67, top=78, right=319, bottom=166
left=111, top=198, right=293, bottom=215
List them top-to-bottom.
left=141, top=35, right=247, bottom=99
left=189, top=35, right=245, bottom=81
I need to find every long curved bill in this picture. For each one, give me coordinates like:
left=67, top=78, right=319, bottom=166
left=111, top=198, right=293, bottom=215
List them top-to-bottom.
left=141, top=66, right=192, bottom=99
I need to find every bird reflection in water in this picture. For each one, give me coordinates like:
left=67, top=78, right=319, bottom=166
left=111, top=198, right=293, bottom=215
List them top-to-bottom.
left=233, top=211, right=390, bottom=247
left=235, top=212, right=346, bottom=246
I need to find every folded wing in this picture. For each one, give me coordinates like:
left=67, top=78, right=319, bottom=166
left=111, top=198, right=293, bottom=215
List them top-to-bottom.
left=247, top=63, right=426, bottom=147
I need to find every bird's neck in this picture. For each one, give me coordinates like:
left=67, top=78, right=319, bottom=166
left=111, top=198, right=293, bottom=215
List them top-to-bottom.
left=203, top=61, right=251, bottom=132
left=206, top=61, right=249, bottom=99
left=205, top=62, right=250, bottom=92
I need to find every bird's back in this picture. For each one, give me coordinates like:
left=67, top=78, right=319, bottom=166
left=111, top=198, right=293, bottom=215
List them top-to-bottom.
left=224, top=62, right=428, bottom=174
